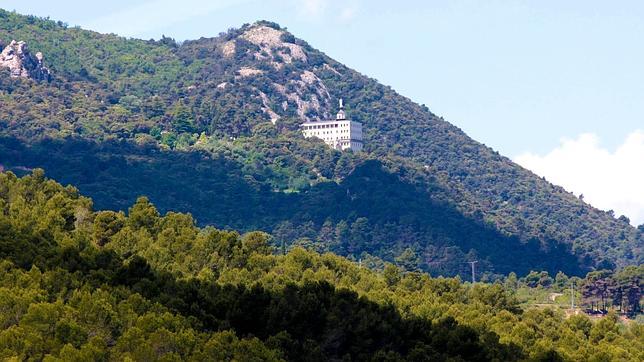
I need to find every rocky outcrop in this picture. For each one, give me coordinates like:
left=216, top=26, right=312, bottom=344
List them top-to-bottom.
left=217, top=24, right=336, bottom=123
left=239, top=25, right=307, bottom=68
left=0, top=40, right=51, bottom=81
left=220, top=40, right=236, bottom=57
left=236, top=66, right=264, bottom=78
left=270, top=70, right=332, bottom=121
left=258, top=91, right=281, bottom=124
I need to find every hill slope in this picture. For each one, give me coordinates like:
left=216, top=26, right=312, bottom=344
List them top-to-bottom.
left=0, top=10, right=640, bottom=277
left=0, top=170, right=642, bottom=361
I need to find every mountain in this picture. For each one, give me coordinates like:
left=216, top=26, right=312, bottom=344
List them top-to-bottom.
left=0, top=10, right=641, bottom=278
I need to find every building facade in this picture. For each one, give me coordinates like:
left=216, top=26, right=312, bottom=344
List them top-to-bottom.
left=301, top=99, right=363, bottom=151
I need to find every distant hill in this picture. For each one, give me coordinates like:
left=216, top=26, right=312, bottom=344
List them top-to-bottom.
left=0, top=10, right=640, bottom=278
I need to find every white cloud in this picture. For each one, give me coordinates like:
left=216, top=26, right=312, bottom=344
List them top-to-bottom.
left=83, top=0, right=252, bottom=38
left=86, top=0, right=359, bottom=36
left=292, top=0, right=359, bottom=22
left=296, top=0, right=329, bottom=17
left=339, top=6, right=357, bottom=22
left=514, top=130, right=644, bottom=226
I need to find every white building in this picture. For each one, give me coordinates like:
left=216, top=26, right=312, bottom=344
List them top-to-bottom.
left=301, top=99, right=363, bottom=151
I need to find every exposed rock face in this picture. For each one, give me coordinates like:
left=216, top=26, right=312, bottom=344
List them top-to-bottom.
left=217, top=23, right=340, bottom=124
left=220, top=24, right=335, bottom=123
left=240, top=25, right=307, bottom=68
left=0, top=40, right=51, bottom=81
left=220, top=40, right=236, bottom=57
left=236, top=66, right=264, bottom=78
left=270, top=70, right=332, bottom=121
left=258, top=91, right=281, bottom=124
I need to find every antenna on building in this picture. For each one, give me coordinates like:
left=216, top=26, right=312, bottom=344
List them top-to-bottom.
left=336, top=98, right=346, bottom=120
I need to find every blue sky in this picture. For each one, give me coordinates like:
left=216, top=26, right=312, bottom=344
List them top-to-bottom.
left=3, top=0, right=643, bottom=223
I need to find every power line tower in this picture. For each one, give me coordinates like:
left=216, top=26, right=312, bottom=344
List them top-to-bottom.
left=466, top=261, right=478, bottom=283
left=570, top=281, right=575, bottom=311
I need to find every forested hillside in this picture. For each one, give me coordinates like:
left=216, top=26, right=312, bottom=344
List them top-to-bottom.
left=0, top=9, right=641, bottom=278
left=0, top=170, right=641, bottom=361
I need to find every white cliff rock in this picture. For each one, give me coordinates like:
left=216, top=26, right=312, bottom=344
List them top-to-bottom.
left=0, top=40, right=51, bottom=81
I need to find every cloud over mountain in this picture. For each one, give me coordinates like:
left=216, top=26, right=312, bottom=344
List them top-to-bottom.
left=515, top=130, right=644, bottom=226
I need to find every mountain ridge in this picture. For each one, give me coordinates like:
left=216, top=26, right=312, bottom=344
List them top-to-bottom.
left=0, top=10, right=640, bottom=277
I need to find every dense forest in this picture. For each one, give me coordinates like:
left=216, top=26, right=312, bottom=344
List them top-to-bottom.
left=0, top=9, right=641, bottom=278
left=0, top=136, right=587, bottom=279
left=0, top=170, right=641, bottom=361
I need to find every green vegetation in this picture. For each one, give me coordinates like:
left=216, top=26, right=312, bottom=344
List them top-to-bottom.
left=0, top=9, right=641, bottom=279
left=0, top=137, right=587, bottom=279
left=0, top=170, right=642, bottom=361
left=580, top=267, right=642, bottom=315
left=505, top=269, right=642, bottom=319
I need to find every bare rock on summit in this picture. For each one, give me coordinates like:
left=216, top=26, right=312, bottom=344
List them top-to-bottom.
left=240, top=25, right=307, bottom=67
left=0, top=40, right=51, bottom=81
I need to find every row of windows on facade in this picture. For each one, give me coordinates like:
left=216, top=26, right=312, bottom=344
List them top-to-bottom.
left=302, top=123, right=349, bottom=130
left=308, top=129, right=351, bottom=134
left=320, top=136, right=352, bottom=140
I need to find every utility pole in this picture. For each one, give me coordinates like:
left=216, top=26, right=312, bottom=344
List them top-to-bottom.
left=467, top=261, right=478, bottom=283
left=571, top=281, right=575, bottom=310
